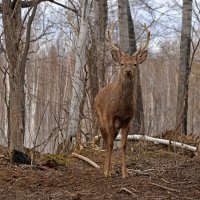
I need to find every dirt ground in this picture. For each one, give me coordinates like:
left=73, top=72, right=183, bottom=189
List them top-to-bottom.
left=0, top=138, right=200, bottom=200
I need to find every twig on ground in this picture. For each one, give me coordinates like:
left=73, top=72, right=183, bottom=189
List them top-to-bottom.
left=72, top=152, right=100, bottom=169
left=134, top=169, right=150, bottom=176
left=161, top=178, right=171, bottom=184
left=150, top=182, right=180, bottom=193
left=120, top=187, right=137, bottom=196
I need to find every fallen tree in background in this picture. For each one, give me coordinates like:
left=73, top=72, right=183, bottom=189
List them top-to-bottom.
left=115, top=135, right=198, bottom=152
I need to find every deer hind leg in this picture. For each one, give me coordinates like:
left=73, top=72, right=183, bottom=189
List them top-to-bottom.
left=121, top=126, right=129, bottom=178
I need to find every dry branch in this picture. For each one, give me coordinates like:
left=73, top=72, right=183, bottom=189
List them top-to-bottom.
left=0, top=1, right=78, bottom=14
left=115, top=134, right=197, bottom=152
left=72, top=152, right=100, bottom=169
left=0, top=154, right=5, bottom=158
left=150, top=182, right=180, bottom=193
left=119, top=187, right=136, bottom=196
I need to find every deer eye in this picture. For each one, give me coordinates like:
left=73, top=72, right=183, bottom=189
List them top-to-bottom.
left=121, top=63, right=124, bottom=66
left=134, top=64, right=137, bottom=66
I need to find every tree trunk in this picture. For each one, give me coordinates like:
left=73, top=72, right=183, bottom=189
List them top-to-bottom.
left=2, top=0, right=37, bottom=152
left=67, top=0, right=90, bottom=142
left=89, top=0, right=108, bottom=142
left=94, top=0, right=108, bottom=88
left=118, top=0, right=145, bottom=134
left=118, top=0, right=136, bottom=53
left=176, top=0, right=193, bottom=135
left=2, top=1, right=24, bottom=152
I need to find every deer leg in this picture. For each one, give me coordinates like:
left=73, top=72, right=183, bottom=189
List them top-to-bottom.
left=103, top=125, right=115, bottom=177
left=121, top=126, right=129, bottom=178
left=99, top=127, right=109, bottom=176
left=103, top=135, right=109, bottom=176
left=104, top=135, right=114, bottom=177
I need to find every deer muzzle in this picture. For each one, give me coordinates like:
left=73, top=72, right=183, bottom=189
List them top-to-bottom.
left=124, top=68, right=133, bottom=77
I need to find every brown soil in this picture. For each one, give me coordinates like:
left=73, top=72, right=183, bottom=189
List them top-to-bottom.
left=0, top=140, right=200, bottom=200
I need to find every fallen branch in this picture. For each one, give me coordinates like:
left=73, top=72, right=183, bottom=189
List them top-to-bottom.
left=115, top=135, right=197, bottom=152
left=72, top=152, right=100, bottom=169
left=0, top=154, right=5, bottom=158
left=133, top=169, right=150, bottom=176
left=161, top=178, right=171, bottom=184
left=150, top=182, right=180, bottom=193
left=119, top=187, right=136, bottom=196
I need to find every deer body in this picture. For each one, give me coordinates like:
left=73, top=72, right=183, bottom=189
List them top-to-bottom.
left=94, top=24, right=150, bottom=178
left=96, top=73, right=135, bottom=130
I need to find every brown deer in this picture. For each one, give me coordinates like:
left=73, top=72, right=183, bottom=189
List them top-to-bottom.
left=94, top=23, right=150, bottom=178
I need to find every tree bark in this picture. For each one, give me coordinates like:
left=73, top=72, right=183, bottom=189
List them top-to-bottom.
left=2, top=0, right=37, bottom=152
left=3, top=0, right=24, bottom=152
left=67, top=0, right=90, bottom=142
left=89, top=0, right=108, bottom=141
left=94, top=0, right=108, bottom=88
left=118, top=0, right=136, bottom=54
left=176, top=0, right=193, bottom=135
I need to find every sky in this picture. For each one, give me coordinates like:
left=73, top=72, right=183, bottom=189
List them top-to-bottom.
left=0, top=0, right=199, bottom=53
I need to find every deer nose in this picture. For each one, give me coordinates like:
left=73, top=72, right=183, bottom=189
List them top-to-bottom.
left=125, top=68, right=132, bottom=76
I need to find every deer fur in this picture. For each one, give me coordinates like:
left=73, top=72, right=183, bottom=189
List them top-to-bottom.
left=94, top=24, right=150, bottom=178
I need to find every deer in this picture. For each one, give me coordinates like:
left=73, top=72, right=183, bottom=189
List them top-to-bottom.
left=94, top=23, right=150, bottom=178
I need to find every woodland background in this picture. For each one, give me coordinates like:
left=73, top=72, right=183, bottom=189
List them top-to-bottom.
left=0, top=0, right=199, bottom=154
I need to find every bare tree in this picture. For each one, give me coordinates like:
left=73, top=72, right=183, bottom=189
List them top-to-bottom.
left=0, top=0, right=79, bottom=153
left=67, top=0, right=90, bottom=147
left=88, top=0, right=108, bottom=142
left=93, top=0, right=108, bottom=88
left=118, top=0, right=136, bottom=53
left=176, top=0, right=193, bottom=134
left=2, top=1, right=38, bottom=152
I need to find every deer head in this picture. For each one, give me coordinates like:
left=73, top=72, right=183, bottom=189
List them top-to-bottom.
left=108, top=23, right=150, bottom=80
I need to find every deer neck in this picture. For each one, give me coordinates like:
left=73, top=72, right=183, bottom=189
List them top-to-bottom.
left=118, top=76, right=135, bottom=101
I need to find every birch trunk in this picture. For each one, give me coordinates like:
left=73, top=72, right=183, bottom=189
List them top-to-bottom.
left=67, top=0, right=90, bottom=140
left=25, top=54, right=40, bottom=148
left=115, top=134, right=197, bottom=152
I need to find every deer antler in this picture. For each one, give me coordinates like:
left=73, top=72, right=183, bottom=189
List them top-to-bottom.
left=108, top=21, right=122, bottom=53
left=108, top=22, right=150, bottom=57
left=133, top=23, right=150, bottom=56
left=140, top=23, right=151, bottom=52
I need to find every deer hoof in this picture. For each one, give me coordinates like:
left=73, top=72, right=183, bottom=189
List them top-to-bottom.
left=122, top=168, right=128, bottom=178
left=104, top=172, right=112, bottom=177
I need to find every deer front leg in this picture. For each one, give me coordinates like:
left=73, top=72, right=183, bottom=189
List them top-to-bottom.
left=103, top=124, right=115, bottom=177
left=121, top=126, right=129, bottom=178
left=100, top=127, right=112, bottom=177
left=99, top=128, right=109, bottom=177
left=104, top=136, right=114, bottom=177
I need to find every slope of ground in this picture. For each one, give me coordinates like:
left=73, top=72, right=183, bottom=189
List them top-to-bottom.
left=0, top=140, right=200, bottom=200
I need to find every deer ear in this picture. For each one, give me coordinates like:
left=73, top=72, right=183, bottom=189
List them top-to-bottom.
left=111, top=49, right=122, bottom=63
left=137, top=50, right=148, bottom=64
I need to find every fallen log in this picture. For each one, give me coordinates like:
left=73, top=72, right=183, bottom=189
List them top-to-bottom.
left=115, top=135, right=197, bottom=152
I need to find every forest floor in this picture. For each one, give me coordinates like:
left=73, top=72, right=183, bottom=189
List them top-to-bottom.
left=0, top=132, right=200, bottom=200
